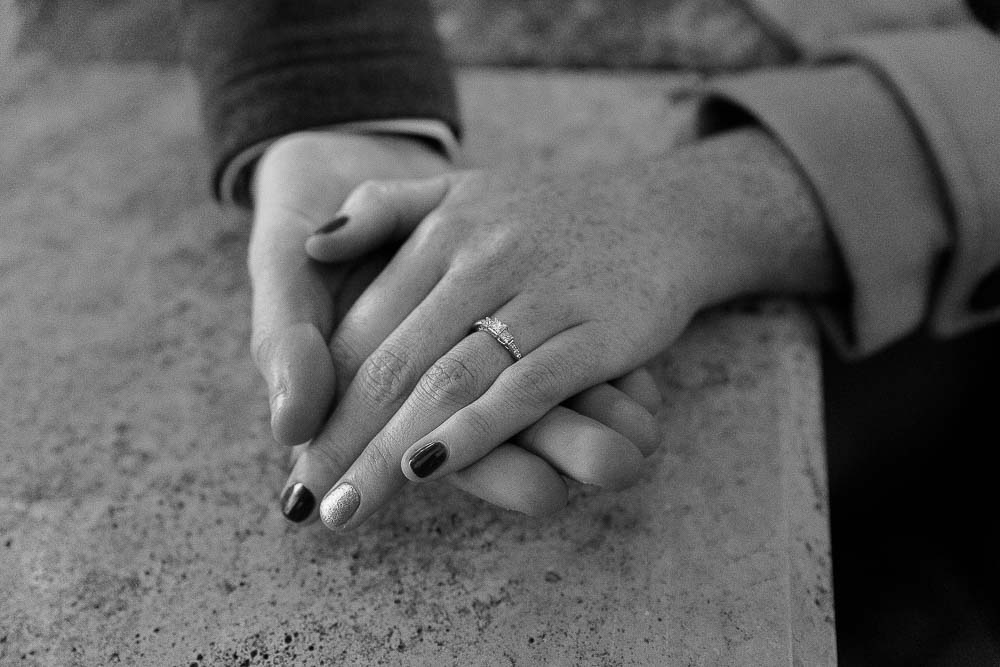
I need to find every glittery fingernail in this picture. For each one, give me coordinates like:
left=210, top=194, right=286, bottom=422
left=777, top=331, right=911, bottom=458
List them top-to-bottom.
left=312, top=215, right=349, bottom=236
left=408, top=441, right=447, bottom=478
left=280, top=482, right=315, bottom=523
left=320, top=483, right=360, bottom=529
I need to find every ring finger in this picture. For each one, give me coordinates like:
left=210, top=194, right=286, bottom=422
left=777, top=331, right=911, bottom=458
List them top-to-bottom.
left=281, top=271, right=506, bottom=522
left=315, top=292, right=583, bottom=530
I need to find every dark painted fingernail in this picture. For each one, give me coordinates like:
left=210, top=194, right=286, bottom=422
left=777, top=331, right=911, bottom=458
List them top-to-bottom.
left=313, top=215, right=349, bottom=235
left=409, top=441, right=448, bottom=478
left=280, top=482, right=315, bottom=523
left=320, top=483, right=360, bottom=529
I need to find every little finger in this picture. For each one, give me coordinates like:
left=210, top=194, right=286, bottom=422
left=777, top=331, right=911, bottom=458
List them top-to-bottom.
left=316, top=303, right=580, bottom=530
left=400, top=323, right=620, bottom=483
left=562, top=380, right=662, bottom=457
left=513, top=407, right=644, bottom=490
left=446, top=444, right=568, bottom=517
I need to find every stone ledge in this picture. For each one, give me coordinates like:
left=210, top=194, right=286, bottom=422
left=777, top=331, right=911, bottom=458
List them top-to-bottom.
left=0, top=62, right=833, bottom=665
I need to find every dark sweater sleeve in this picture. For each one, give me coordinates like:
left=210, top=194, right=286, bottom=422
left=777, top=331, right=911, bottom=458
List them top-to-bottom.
left=181, top=0, right=460, bottom=201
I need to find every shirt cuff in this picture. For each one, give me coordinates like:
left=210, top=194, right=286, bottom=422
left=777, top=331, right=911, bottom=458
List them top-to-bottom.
left=830, top=26, right=1000, bottom=339
left=696, top=64, right=951, bottom=356
left=218, top=118, right=461, bottom=208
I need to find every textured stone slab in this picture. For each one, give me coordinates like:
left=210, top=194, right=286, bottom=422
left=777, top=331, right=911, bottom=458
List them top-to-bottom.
left=0, top=60, right=834, bottom=665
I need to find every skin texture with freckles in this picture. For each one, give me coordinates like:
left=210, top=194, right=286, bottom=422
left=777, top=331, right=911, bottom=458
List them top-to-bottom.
left=299, top=127, right=843, bottom=531
left=249, top=131, right=665, bottom=524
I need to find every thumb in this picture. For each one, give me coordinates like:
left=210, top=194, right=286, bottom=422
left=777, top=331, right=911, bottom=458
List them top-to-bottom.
left=304, top=175, right=452, bottom=263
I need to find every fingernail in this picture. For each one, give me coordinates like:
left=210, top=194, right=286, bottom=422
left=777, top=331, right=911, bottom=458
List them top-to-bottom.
left=313, top=215, right=349, bottom=236
left=409, top=441, right=448, bottom=478
left=280, top=482, right=315, bottom=523
left=319, top=483, right=360, bottom=529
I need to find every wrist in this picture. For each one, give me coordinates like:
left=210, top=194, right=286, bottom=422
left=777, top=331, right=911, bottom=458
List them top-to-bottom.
left=675, top=128, right=845, bottom=310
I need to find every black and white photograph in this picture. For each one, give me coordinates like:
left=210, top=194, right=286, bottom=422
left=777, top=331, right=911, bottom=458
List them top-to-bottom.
left=1, top=1, right=997, bottom=664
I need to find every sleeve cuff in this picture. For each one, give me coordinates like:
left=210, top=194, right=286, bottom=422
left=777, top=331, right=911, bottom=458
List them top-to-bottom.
left=831, top=26, right=1000, bottom=339
left=696, top=64, right=951, bottom=356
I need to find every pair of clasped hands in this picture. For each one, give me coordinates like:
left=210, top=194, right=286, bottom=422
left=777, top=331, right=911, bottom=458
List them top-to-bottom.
left=251, top=127, right=830, bottom=530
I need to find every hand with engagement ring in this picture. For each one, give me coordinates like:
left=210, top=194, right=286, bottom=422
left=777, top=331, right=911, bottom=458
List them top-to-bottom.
left=288, top=128, right=841, bottom=531
left=247, top=130, right=665, bottom=524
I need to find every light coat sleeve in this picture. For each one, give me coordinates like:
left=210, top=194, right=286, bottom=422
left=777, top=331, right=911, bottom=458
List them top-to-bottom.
left=697, top=21, right=1000, bottom=355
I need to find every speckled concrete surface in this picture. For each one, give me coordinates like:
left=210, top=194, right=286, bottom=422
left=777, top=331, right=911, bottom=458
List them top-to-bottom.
left=0, top=59, right=834, bottom=665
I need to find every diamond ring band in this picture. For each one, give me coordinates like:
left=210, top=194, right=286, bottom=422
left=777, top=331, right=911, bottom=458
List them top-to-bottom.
left=472, top=316, right=522, bottom=361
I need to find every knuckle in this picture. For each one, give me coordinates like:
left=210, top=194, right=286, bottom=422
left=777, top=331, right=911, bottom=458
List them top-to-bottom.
left=417, top=207, right=460, bottom=242
left=421, top=207, right=451, bottom=227
left=429, top=208, right=463, bottom=229
left=404, top=210, right=446, bottom=254
left=452, top=232, right=517, bottom=278
left=328, top=334, right=363, bottom=377
left=356, top=345, right=413, bottom=410
left=416, top=355, right=481, bottom=409
left=512, top=360, right=566, bottom=406
left=459, top=405, right=496, bottom=441
left=361, top=438, right=394, bottom=476
left=304, top=442, right=353, bottom=480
